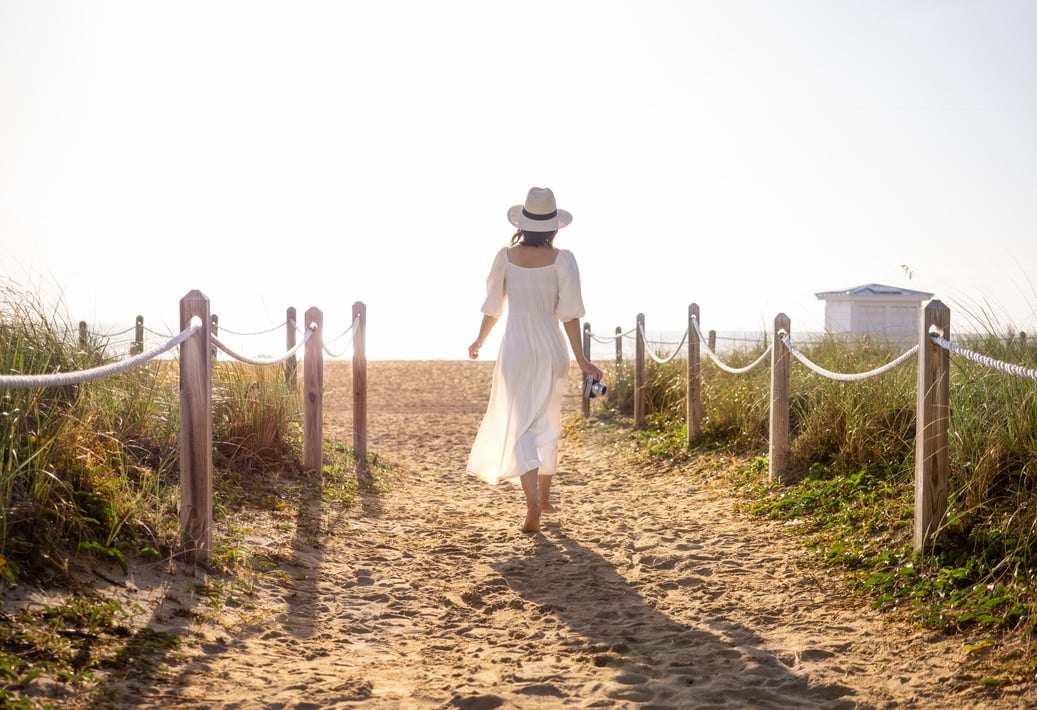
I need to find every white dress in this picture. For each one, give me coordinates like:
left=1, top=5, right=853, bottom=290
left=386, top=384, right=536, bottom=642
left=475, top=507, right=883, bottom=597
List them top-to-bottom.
left=467, top=246, right=587, bottom=486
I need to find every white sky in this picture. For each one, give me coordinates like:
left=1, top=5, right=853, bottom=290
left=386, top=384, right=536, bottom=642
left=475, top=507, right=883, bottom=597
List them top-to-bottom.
left=2, top=1, right=1035, bottom=359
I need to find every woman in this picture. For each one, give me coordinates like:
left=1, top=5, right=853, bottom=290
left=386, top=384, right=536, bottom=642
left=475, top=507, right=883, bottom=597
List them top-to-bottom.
left=467, top=186, right=603, bottom=533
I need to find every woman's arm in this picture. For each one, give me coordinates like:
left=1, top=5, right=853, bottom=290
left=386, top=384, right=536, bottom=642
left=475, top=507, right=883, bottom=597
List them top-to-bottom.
left=468, top=315, right=499, bottom=360
left=562, top=319, right=603, bottom=380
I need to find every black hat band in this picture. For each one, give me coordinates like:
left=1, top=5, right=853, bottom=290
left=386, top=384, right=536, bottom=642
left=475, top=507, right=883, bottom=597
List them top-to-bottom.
left=522, top=208, right=558, bottom=221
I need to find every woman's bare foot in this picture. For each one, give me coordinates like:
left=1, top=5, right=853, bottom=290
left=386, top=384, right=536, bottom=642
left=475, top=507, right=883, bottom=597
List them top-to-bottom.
left=540, top=500, right=560, bottom=514
left=522, top=504, right=541, bottom=533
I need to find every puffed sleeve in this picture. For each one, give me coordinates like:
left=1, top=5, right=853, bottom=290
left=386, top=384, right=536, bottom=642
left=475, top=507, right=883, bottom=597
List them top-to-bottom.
left=480, top=247, right=508, bottom=317
left=554, top=249, right=586, bottom=322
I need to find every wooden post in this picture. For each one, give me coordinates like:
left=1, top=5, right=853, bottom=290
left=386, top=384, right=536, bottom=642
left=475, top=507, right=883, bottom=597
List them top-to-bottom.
left=179, top=290, right=212, bottom=563
left=915, top=300, right=951, bottom=554
left=352, top=301, right=370, bottom=486
left=687, top=304, right=702, bottom=443
left=285, top=307, right=298, bottom=387
left=303, top=307, right=324, bottom=472
left=634, top=313, right=645, bottom=428
left=769, top=313, right=791, bottom=483
left=210, top=314, right=219, bottom=361
left=133, top=315, right=144, bottom=355
left=78, top=321, right=88, bottom=352
left=582, top=322, right=591, bottom=417
left=611, top=325, right=623, bottom=407
left=708, top=329, right=716, bottom=353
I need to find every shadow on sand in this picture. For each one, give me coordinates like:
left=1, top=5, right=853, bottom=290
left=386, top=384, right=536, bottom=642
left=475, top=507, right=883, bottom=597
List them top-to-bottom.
left=491, top=528, right=858, bottom=709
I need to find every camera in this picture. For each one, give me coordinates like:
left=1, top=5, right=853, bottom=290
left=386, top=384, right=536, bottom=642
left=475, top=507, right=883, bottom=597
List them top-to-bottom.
left=582, top=375, right=607, bottom=398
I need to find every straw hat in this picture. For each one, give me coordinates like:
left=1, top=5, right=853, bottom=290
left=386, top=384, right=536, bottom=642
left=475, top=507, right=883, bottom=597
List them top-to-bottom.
left=507, top=187, right=573, bottom=231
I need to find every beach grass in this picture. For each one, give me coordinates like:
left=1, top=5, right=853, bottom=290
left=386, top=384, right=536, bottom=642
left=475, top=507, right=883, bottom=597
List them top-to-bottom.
left=0, top=284, right=372, bottom=701
left=600, top=323, right=1037, bottom=658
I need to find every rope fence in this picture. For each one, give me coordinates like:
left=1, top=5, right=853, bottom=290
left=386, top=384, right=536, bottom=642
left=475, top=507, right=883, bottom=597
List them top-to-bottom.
left=2, top=290, right=369, bottom=564
left=11, top=290, right=1037, bottom=561
left=580, top=299, right=1037, bottom=555
left=322, top=314, right=363, bottom=359
left=690, top=314, right=771, bottom=375
left=1, top=320, right=201, bottom=389
left=218, top=321, right=288, bottom=337
left=211, top=323, right=317, bottom=367
left=637, top=323, right=688, bottom=365
left=590, top=327, right=634, bottom=345
left=929, top=328, right=1037, bottom=381
left=778, top=330, right=918, bottom=382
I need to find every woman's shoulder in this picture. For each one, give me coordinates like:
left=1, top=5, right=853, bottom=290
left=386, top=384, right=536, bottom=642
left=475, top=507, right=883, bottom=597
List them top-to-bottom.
left=555, top=248, right=579, bottom=264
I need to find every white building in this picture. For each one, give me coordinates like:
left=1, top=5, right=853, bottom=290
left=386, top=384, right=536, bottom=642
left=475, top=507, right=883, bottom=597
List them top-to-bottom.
left=815, top=283, right=934, bottom=339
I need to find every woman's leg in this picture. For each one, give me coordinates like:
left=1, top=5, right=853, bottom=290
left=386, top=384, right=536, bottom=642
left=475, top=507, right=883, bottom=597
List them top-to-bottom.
left=519, top=469, right=541, bottom=532
left=538, top=474, right=558, bottom=513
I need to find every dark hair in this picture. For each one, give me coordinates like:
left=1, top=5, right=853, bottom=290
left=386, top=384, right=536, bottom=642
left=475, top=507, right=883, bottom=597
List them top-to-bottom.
left=510, top=229, right=557, bottom=247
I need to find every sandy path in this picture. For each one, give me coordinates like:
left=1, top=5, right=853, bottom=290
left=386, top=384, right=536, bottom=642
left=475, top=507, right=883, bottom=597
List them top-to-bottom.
left=91, top=361, right=1035, bottom=708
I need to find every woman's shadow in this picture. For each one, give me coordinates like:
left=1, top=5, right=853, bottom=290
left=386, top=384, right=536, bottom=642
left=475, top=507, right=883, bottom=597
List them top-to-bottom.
left=490, top=529, right=857, bottom=709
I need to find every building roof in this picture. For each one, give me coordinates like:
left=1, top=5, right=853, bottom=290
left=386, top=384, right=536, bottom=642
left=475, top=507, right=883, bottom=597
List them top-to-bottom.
left=815, top=283, right=934, bottom=301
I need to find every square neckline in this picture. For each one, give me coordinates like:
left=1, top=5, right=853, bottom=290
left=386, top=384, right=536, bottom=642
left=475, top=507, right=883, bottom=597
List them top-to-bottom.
left=504, top=247, right=560, bottom=270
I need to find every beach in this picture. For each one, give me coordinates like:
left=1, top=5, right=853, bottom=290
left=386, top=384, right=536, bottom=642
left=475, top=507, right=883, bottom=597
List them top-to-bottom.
left=16, top=359, right=1037, bottom=708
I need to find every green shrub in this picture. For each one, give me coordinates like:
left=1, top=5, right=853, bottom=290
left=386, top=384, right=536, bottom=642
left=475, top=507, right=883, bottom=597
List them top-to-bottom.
left=0, top=285, right=325, bottom=580
left=620, top=324, right=1037, bottom=639
left=213, top=363, right=301, bottom=473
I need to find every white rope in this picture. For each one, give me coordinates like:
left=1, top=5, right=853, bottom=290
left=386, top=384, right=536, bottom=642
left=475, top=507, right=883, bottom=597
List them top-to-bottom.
left=324, top=314, right=361, bottom=359
left=689, top=314, right=772, bottom=374
left=324, top=315, right=359, bottom=346
left=0, top=318, right=203, bottom=389
left=219, top=321, right=288, bottom=337
left=212, top=323, right=316, bottom=366
left=637, top=323, right=688, bottom=364
left=103, top=324, right=137, bottom=337
left=143, top=325, right=175, bottom=339
left=588, top=326, right=636, bottom=344
left=929, top=329, right=1037, bottom=382
left=778, top=330, right=918, bottom=382
left=323, top=339, right=354, bottom=359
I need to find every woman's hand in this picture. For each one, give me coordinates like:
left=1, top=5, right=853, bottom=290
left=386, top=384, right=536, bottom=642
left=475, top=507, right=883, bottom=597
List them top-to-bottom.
left=468, top=342, right=481, bottom=360
left=580, top=361, right=603, bottom=381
